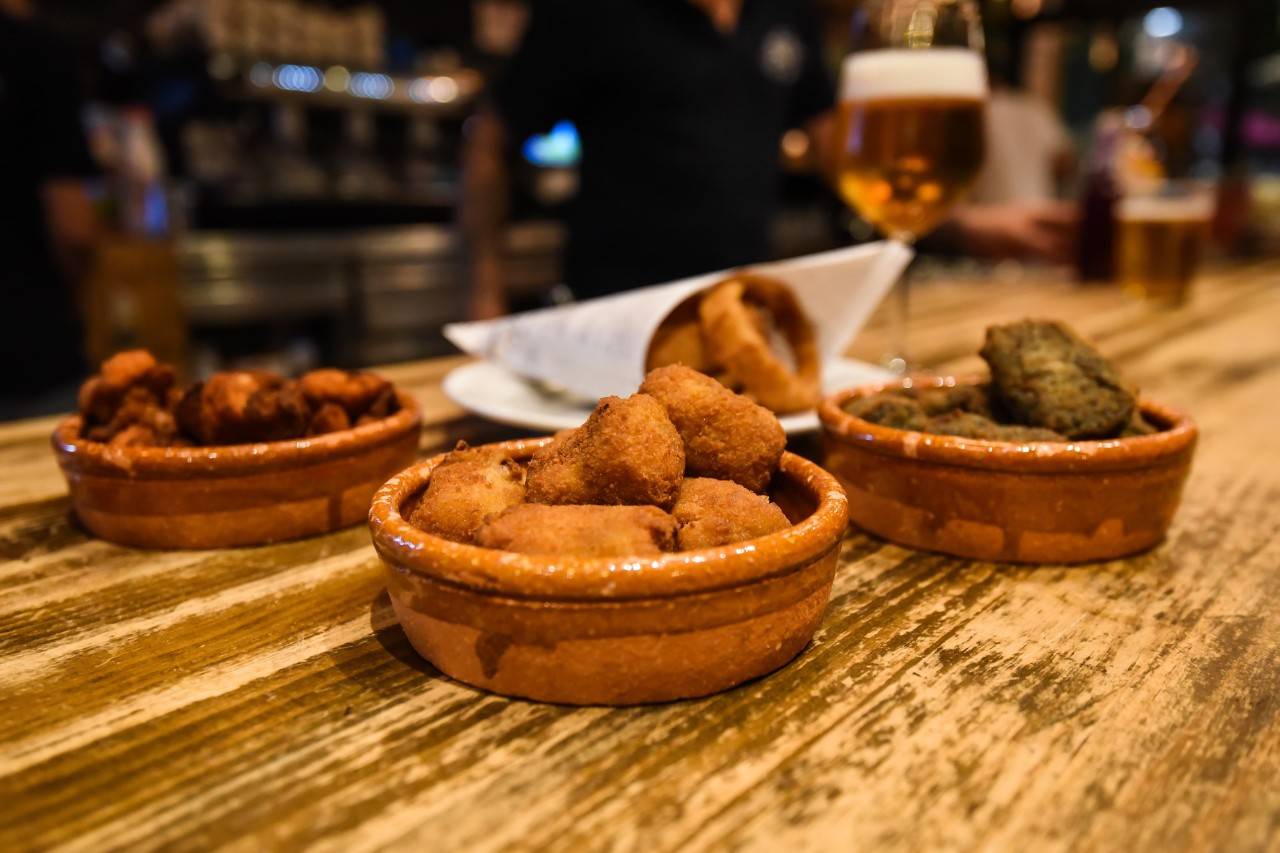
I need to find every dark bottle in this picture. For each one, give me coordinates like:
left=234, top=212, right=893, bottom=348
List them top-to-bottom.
left=1077, top=121, right=1120, bottom=283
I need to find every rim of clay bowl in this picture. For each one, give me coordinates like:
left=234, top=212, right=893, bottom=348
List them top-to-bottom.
left=819, top=376, right=1197, bottom=474
left=52, top=389, right=421, bottom=478
left=368, top=438, right=849, bottom=602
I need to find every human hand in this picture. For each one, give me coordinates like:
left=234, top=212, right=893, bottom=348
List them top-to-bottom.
left=951, top=201, right=1079, bottom=265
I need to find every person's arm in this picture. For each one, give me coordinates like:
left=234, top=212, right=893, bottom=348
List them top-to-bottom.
left=461, top=109, right=510, bottom=320
left=42, top=178, right=100, bottom=290
left=943, top=199, right=1079, bottom=264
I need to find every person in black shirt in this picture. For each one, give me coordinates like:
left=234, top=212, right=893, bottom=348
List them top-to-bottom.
left=0, top=0, right=100, bottom=412
left=462, top=0, right=838, bottom=317
left=462, top=0, right=1078, bottom=319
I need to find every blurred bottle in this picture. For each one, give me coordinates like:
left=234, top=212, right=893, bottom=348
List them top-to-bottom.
left=1077, top=117, right=1120, bottom=283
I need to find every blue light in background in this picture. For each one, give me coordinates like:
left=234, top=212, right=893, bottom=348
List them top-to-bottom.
left=1143, top=7, right=1183, bottom=38
left=272, top=64, right=322, bottom=93
left=350, top=72, right=394, bottom=100
left=523, top=121, right=581, bottom=167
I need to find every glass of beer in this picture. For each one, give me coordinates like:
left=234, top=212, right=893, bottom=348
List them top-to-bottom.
left=837, top=0, right=988, bottom=370
left=1116, top=181, right=1214, bottom=305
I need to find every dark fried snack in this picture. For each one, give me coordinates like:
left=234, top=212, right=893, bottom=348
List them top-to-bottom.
left=981, top=320, right=1135, bottom=439
left=79, top=350, right=180, bottom=445
left=78, top=351, right=403, bottom=448
left=639, top=365, right=785, bottom=493
left=298, top=369, right=394, bottom=419
left=176, top=371, right=282, bottom=445
left=911, top=382, right=1000, bottom=419
left=244, top=383, right=312, bottom=441
left=356, top=385, right=399, bottom=425
left=843, top=392, right=927, bottom=431
left=525, top=393, right=685, bottom=508
left=307, top=402, right=352, bottom=436
left=1119, top=410, right=1159, bottom=437
left=925, top=411, right=1064, bottom=442
left=408, top=441, right=526, bottom=544
left=671, top=478, right=790, bottom=550
left=475, top=504, right=676, bottom=557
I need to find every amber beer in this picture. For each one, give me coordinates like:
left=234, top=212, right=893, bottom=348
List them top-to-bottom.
left=838, top=49, right=987, bottom=240
left=1116, top=194, right=1212, bottom=303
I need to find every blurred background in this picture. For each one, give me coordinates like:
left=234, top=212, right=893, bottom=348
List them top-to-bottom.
left=2, top=0, right=1278, bottom=416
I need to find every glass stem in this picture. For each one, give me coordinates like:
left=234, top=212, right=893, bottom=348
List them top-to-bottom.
left=886, top=236, right=915, bottom=374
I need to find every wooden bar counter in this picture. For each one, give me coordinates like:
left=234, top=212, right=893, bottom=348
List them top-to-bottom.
left=2, top=263, right=1278, bottom=851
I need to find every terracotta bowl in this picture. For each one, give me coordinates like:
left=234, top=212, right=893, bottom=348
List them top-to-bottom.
left=819, top=377, right=1197, bottom=564
left=52, top=390, right=421, bottom=549
left=368, top=438, right=849, bottom=706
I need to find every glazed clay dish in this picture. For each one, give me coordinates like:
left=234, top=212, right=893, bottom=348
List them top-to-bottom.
left=820, top=377, right=1198, bottom=564
left=53, top=390, right=421, bottom=549
left=368, top=437, right=849, bottom=706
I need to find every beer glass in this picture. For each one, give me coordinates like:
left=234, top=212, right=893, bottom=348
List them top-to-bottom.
left=838, top=0, right=988, bottom=370
left=1116, top=180, right=1213, bottom=305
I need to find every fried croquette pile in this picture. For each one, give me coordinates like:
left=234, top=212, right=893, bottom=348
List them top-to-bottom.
left=844, top=319, right=1160, bottom=442
left=78, top=350, right=400, bottom=448
left=408, top=364, right=793, bottom=557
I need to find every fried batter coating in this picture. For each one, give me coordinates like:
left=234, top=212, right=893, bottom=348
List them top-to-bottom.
left=646, top=297, right=717, bottom=374
left=981, top=320, right=1135, bottom=439
left=78, top=349, right=177, bottom=436
left=639, top=365, right=785, bottom=493
left=298, top=369, right=393, bottom=418
left=176, top=371, right=282, bottom=445
left=243, top=382, right=312, bottom=441
left=356, top=385, right=398, bottom=425
left=86, top=386, right=181, bottom=445
left=843, top=392, right=927, bottom=431
left=525, top=394, right=684, bottom=507
left=307, top=402, right=352, bottom=436
left=925, top=411, right=1064, bottom=442
left=408, top=441, right=526, bottom=544
left=672, top=478, right=790, bottom=550
left=475, top=504, right=676, bottom=557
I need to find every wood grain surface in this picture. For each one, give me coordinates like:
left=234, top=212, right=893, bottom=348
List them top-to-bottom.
left=2, top=264, right=1278, bottom=852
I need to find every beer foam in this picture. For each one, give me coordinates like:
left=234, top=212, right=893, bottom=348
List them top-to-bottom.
left=840, top=48, right=988, bottom=101
left=1118, top=195, right=1214, bottom=222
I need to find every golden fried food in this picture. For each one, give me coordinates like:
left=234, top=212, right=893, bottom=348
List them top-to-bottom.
left=698, top=274, right=820, bottom=413
left=645, top=296, right=717, bottom=374
left=639, top=365, right=785, bottom=493
left=298, top=369, right=393, bottom=418
left=526, top=393, right=684, bottom=507
left=408, top=441, right=526, bottom=544
left=671, top=478, right=789, bottom=550
left=475, top=504, right=676, bottom=557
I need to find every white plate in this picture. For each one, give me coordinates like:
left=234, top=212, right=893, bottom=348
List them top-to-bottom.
left=442, top=357, right=892, bottom=435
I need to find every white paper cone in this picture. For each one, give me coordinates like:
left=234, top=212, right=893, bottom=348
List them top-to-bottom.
left=444, top=241, right=913, bottom=403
